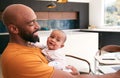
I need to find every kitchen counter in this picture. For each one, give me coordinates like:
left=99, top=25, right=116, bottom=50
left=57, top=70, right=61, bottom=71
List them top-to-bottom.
left=2, top=28, right=120, bottom=35
left=39, top=28, right=120, bottom=33
left=38, top=29, right=88, bottom=37
left=79, top=29, right=120, bottom=33
left=79, top=29, right=120, bottom=49
left=0, top=33, right=9, bottom=35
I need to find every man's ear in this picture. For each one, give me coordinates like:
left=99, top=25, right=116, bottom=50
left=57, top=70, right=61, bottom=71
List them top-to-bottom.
left=8, top=24, right=19, bottom=34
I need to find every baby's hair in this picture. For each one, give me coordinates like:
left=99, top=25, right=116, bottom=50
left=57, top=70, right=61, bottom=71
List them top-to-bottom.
left=52, top=29, right=67, bottom=43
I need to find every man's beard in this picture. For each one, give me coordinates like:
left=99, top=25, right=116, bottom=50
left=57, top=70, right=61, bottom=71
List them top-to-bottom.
left=19, top=29, right=39, bottom=43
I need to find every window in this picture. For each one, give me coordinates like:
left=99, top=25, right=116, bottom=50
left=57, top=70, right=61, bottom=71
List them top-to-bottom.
left=104, top=0, right=120, bottom=27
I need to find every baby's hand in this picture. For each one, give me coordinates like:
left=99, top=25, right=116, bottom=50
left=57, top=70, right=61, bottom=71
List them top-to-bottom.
left=65, top=65, right=80, bottom=75
left=62, top=67, right=72, bottom=72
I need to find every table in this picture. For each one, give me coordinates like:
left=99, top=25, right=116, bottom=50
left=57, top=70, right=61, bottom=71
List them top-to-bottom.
left=94, top=52, right=120, bottom=74
left=95, top=52, right=120, bottom=65
left=79, top=70, right=120, bottom=78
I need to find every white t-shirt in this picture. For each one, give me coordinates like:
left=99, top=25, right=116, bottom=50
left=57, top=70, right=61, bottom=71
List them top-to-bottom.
left=33, top=42, right=71, bottom=72
left=42, top=48, right=67, bottom=70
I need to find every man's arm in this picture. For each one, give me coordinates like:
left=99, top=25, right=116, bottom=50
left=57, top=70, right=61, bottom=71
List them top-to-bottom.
left=51, top=65, right=81, bottom=78
left=51, top=69, right=81, bottom=78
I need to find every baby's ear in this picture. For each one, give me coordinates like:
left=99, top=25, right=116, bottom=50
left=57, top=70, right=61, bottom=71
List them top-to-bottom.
left=61, top=44, right=64, bottom=48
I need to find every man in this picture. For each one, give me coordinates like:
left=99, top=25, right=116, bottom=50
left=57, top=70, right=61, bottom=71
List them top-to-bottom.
left=1, top=4, right=80, bottom=78
left=1, top=4, right=120, bottom=78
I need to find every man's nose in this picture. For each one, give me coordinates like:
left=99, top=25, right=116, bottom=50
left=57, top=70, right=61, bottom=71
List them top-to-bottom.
left=35, top=22, right=40, bottom=30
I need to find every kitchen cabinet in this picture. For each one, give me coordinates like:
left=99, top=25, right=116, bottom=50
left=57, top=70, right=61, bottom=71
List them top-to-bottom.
left=35, top=12, right=77, bottom=20
left=80, top=29, right=120, bottom=49
left=99, top=32, right=120, bottom=49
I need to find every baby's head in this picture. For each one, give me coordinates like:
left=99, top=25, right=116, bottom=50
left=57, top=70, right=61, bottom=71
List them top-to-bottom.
left=47, top=29, right=66, bottom=50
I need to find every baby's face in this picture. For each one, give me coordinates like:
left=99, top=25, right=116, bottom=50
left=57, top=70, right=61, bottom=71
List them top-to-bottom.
left=47, top=30, right=66, bottom=50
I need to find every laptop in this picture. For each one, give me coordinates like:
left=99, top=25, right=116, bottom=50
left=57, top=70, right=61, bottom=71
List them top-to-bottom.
left=98, top=65, right=120, bottom=74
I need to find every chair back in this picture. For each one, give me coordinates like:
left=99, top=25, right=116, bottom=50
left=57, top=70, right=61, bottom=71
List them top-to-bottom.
left=98, top=45, right=120, bottom=55
left=65, top=54, right=91, bottom=74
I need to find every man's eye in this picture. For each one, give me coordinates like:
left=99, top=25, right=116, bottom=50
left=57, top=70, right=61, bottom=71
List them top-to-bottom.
left=28, top=20, right=37, bottom=26
left=29, top=22, right=34, bottom=26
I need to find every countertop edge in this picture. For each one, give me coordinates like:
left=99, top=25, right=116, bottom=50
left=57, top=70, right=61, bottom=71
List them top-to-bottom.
left=80, top=29, right=120, bottom=33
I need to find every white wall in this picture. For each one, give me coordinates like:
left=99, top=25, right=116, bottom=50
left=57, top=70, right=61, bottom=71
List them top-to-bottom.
left=89, top=0, right=104, bottom=28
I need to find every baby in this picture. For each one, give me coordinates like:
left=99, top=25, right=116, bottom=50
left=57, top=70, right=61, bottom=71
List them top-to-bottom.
left=34, top=29, right=71, bottom=72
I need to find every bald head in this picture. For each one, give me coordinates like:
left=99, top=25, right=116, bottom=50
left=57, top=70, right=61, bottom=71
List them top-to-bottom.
left=2, top=4, right=36, bottom=26
left=2, top=4, right=39, bottom=43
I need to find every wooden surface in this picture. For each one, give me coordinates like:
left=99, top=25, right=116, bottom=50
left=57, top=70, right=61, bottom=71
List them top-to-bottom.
left=36, top=12, right=77, bottom=20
